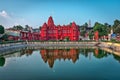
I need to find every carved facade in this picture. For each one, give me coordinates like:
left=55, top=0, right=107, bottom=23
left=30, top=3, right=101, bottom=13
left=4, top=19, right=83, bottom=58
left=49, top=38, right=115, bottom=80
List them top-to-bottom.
left=20, top=16, right=80, bottom=41
left=40, top=16, right=80, bottom=41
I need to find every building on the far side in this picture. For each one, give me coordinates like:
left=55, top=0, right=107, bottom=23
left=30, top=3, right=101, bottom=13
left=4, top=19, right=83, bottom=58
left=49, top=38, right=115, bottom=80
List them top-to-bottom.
left=40, top=16, right=80, bottom=41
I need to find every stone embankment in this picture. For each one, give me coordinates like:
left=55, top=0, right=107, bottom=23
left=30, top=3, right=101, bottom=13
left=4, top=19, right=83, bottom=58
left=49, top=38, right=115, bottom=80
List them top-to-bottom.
left=0, top=41, right=120, bottom=54
left=0, top=41, right=97, bottom=54
left=27, top=41, right=120, bottom=52
left=28, top=41, right=98, bottom=47
left=0, top=42, right=27, bottom=55
left=98, top=42, right=120, bottom=52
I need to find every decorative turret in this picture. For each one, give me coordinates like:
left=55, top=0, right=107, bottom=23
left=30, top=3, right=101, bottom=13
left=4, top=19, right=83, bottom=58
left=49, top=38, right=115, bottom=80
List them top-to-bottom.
left=47, top=16, right=54, bottom=27
left=71, top=22, right=77, bottom=28
left=42, top=23, right=47, bottom=28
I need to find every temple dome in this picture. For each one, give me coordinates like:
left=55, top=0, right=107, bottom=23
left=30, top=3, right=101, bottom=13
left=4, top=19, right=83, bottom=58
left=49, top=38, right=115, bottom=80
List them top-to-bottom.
left=47, top=16, right=54, bottom=27
left=71, top=22, right=77, bottom=27
left=42, top=23, right=47, bottom=28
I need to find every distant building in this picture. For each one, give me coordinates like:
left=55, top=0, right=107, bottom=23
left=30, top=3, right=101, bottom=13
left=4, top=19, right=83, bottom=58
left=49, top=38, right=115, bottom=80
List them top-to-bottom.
left=82, top=20, right=93, bottom=40
left=86, top=20, right=93, bottom=32
left=5, top=29, right=21, bottom=40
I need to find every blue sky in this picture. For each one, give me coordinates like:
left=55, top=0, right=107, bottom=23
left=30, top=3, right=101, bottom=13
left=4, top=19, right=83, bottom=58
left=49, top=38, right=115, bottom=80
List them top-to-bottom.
left=0, top=0, right=120, bottom=28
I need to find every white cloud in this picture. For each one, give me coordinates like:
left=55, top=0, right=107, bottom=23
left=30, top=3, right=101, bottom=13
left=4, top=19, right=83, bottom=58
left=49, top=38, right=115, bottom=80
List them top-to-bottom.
left=0, top=10, right=10, bottom=18
left=0, top=10, right=28, bottom=28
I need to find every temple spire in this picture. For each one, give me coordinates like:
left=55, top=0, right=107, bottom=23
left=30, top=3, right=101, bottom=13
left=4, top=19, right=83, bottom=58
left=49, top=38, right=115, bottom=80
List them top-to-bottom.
left=47, top=16, right=54, bottom=27
left=88, top=20, right=91, bottom=27
left=71, top=22, right=77, bottom=27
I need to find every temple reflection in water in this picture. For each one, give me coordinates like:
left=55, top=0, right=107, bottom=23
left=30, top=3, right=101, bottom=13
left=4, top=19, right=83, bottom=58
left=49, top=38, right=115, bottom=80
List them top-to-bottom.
left=0, top=47, right=120, bottom=68
left=40, top=49, right=79, bottom=68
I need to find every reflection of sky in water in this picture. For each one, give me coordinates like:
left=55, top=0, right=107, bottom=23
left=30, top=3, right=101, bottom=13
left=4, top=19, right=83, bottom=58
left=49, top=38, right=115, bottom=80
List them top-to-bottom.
left=0, top=48, right=120, bottom=80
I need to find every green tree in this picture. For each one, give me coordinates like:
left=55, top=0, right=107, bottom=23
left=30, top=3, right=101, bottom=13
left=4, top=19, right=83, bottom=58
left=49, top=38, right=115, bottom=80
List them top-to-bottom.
left=112, top=19, right=120, bottom=34
left=69, top=22, right=72, bottom=26
left=80, top=22, right=88, bottom=37
left=84, top=22, right=88, bottom=27
left=93, top=22, right=109, bottom=37
left=104, top=23, right=111, bottom=33
left=114, top=24, right=120, bottom=34
left=0, top=25, right=5, bottom=34
left=13, top=25, right=23, bottom=30
left=24, top=25, right=30, bottom=31
left=39, top=26, right=42, bottom=30
left=80, top=30, right=86, bottom=37
left=89, top=31, right=94, bottom=39
left=2, top=34, right=8, bottom=41
left=64, top=37, right=70, bottom=41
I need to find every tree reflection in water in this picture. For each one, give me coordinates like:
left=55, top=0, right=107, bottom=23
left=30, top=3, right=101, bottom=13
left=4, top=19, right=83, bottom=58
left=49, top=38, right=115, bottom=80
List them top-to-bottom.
left=0, top=57, right=5, bottom=67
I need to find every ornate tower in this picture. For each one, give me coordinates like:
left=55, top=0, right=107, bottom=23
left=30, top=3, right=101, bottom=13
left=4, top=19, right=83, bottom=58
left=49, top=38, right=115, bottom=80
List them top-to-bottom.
left=47, top=16, right=54, bottom=27
left=88, top=20, right=91, bottom=27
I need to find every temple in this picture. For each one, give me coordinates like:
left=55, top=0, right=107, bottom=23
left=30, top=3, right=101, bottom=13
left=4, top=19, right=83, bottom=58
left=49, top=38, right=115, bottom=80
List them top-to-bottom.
left=20, top=16, right=80, bottom=41
left=40, top=16, right=80, bottom=41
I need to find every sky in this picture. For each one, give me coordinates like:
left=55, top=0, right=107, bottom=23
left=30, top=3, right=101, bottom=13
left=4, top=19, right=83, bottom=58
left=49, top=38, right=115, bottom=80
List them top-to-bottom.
left=0, top=0, right=120, bottom=28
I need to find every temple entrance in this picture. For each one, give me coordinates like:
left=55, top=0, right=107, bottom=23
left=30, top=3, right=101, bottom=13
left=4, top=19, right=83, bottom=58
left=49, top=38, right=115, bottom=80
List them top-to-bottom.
left=64, top=37, right=70, bottom=41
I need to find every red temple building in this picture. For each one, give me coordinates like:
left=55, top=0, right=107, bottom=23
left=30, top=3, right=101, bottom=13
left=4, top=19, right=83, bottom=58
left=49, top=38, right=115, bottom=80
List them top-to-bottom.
left=20, top=16, right=80, bottom=41
left=40, top=16, right=80, bottom=41
left=20, top=31, right=40, bottom=41
left=94, top=31, right=99, bottom=41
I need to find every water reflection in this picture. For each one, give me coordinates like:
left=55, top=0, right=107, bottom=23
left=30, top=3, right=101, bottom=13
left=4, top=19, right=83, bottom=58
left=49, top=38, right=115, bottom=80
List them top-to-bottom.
left=0, top=47, right=120, bottom=68
left=94, top=48, right=109, bottom=58
left=40, top=49, right=79, bottom=68
left=113, top=54, right=120, bottom=63
left=0, top=57, right=5, bottom=67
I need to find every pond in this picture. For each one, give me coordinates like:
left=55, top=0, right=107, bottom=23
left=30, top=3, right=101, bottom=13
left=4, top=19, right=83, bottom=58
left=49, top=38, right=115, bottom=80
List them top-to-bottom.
left=0, top=47, right=120, bottom=80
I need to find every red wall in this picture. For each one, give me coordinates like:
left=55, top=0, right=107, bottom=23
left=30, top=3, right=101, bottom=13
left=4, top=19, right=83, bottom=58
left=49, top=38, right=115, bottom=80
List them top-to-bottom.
left=20, top=16, right=80, bottom=41
left=40, top=16, right=80, bottom=41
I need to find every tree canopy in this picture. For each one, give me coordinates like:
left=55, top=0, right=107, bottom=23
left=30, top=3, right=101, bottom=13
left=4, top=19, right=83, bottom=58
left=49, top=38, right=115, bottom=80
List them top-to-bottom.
left=112, top=19, right=120, bottom=34
left=80, top=22, right=88, bottom=37
left=93, top=22, right=110, bottom=37
left=0, top=25, right=5, bottom=34
left=12, top=25, right=23, bottom=30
